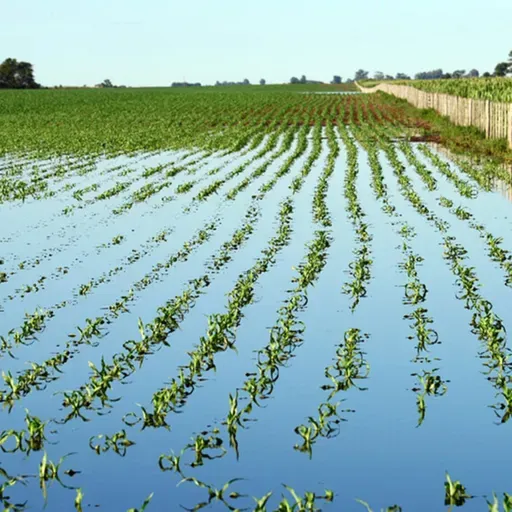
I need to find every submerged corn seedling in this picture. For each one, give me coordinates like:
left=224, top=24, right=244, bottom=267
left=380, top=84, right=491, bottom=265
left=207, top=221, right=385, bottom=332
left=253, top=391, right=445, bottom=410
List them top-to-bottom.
left=294, top=328, right=367, bottom=456
left=411, top=368, right=448, bottom=427
left=0, top=410, right=51, bottom=454
left=89, top=430, right=135, bottom=456
left=38, top=452, right=76, bottom=504
left=0, top=466, right=29, bottom=511
left=445, top=473, right=472, bottom=508
left=178, top=476, right=245, bottom=511
left=74, top=488, right=84, bottom=512
left=127, top=492, right=154, bottom=512
left=486, top=492, right=512, bottom=512
left=356, top=500, right=402, bottom=512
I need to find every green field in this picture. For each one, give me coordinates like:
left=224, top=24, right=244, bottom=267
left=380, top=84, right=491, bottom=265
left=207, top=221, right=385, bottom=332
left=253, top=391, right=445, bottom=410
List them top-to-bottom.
left=0, top=83, right=356, bottom=157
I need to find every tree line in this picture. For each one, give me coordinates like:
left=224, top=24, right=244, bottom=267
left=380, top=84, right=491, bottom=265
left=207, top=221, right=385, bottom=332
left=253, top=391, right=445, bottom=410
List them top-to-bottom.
left=3, top=49, right=512, bottom=90
left=355, top=50, right=512, bottom=81
left=289, top=75, right=323, bottom=85
left=215, top=79, right=257, bottom=86
left=171, top=82, right=202, bottom=87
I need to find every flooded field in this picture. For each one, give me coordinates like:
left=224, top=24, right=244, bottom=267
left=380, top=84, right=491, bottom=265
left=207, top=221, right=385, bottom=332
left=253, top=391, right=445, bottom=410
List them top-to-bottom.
left=1, top=91, right=512, bottom=511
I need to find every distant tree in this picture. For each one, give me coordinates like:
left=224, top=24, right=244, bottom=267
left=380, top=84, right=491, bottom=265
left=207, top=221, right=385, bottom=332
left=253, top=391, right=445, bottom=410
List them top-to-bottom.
left=508, top=50, right=512, bottom=74
left=0, top=58, right=40, bottom=89
left=0, top=58, right=17, bottom=88
left=16, top=61, right=39, bottom=88
left=494, top=62, right=509, bottom=77
left=354, top=69, right=369, bottom=81
left=415, top=69, right=443, bottom=80
left=452, top=69, right=466, bottom=79
left=466, top=69, right=479, bottom=78
left=373, top=71, right=385, bottom=80
left=482, top=72, right=491, bottom=78
left=395, top=73, right=411, bottom=80
left=442, top=73, right=452, bottom=79
left=384, top=74, right=394, bottom=80
left=300, top=75, right=306, bottom=84
left=331, top=75, right=342, bottom=84
left=290, top=76, right=299, bottom=84
left=215, top=78, right=254, bottom=86
left=259, top=78, right=266, bottom=85
left=96, top=79, right=114, bottom=88
left=171, top=82, right=202, bottom=87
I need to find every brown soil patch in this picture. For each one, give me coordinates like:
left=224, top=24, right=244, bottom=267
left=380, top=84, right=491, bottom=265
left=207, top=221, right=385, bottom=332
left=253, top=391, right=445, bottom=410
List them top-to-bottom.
left=409, top=134, right=442, bottom=143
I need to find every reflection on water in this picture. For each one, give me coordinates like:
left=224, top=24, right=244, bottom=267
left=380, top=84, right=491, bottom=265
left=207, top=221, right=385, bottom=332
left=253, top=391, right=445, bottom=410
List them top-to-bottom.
left=430, top=142, right=512, bottom=202
left=493, top=164, right=512, bottom=201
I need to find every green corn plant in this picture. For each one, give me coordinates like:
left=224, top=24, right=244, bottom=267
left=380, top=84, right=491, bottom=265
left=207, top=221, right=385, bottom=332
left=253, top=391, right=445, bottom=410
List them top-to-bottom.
left=89, top=430, right=135, bottom=456
left=158, top=449, right=185, bottom=475
left=38, top=452, right=76, bottom=504
left=445, top=472, right=472, bottom=507
left=178, top=476, right=244, bottom=511
left=75, top=488, right=84, bottom=512
left=127, top=492, right=154, bottom=512
left=486, top=492, right=512, bottom=512
left=356, top=500, right=402, bottom=512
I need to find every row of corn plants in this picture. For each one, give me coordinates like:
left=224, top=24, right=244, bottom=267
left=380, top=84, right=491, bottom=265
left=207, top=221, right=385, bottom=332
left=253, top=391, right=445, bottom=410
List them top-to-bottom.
left=151, top=119, right=336, bottom=510
left=351, top=120, right=447, bottom=426
left=374, top=131, right=512, bottom=422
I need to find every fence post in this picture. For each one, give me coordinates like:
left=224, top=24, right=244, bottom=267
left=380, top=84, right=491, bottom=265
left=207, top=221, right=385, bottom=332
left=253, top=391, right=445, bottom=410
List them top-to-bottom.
left=485, top=100, right=491, bottom=137
left=508, top=104, right=512, bottom=149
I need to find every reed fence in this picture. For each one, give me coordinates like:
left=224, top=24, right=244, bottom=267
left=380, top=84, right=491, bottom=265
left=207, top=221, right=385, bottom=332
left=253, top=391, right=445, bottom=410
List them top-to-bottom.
left=356, top=82, right=512, bottom=148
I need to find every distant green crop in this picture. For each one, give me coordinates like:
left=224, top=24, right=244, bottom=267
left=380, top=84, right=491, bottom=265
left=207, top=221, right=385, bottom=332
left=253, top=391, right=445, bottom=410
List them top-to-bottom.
left=362, top=77, right=512, bottom=102
left=0, top=85, right=355, bottom=157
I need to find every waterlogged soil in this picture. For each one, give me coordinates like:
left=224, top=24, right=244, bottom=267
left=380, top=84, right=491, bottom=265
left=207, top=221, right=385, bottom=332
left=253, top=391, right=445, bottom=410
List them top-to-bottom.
left=1, top=134, right=512, bottom=512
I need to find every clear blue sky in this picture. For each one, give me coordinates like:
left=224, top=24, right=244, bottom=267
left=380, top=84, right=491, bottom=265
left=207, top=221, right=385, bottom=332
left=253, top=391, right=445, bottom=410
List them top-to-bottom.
left=2, top=0, right=511, bottom=87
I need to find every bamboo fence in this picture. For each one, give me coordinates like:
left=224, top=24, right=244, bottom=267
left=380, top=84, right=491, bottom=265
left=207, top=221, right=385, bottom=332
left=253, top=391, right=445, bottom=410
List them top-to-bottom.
left=356, top=82, right=512, bottom=149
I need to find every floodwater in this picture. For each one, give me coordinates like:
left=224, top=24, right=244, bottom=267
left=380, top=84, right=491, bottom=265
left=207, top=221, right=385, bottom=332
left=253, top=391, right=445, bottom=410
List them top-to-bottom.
left=1, top=132, right=512, bottom=511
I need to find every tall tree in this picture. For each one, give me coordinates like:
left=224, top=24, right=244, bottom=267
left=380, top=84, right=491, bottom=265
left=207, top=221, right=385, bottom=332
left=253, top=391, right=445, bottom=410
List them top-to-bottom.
left=0, top=58, right=39, bottom=88
left=0, top=58, right=17, bottom=88
left=494, top=62, right=509, bottom=77
left=354, top=69, right=369, bottom=81
left=331, top=75, right=342, bottom=84
left=259, top=78, right=266, bottom=85
left=98, top=79, right=114, bottom=88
